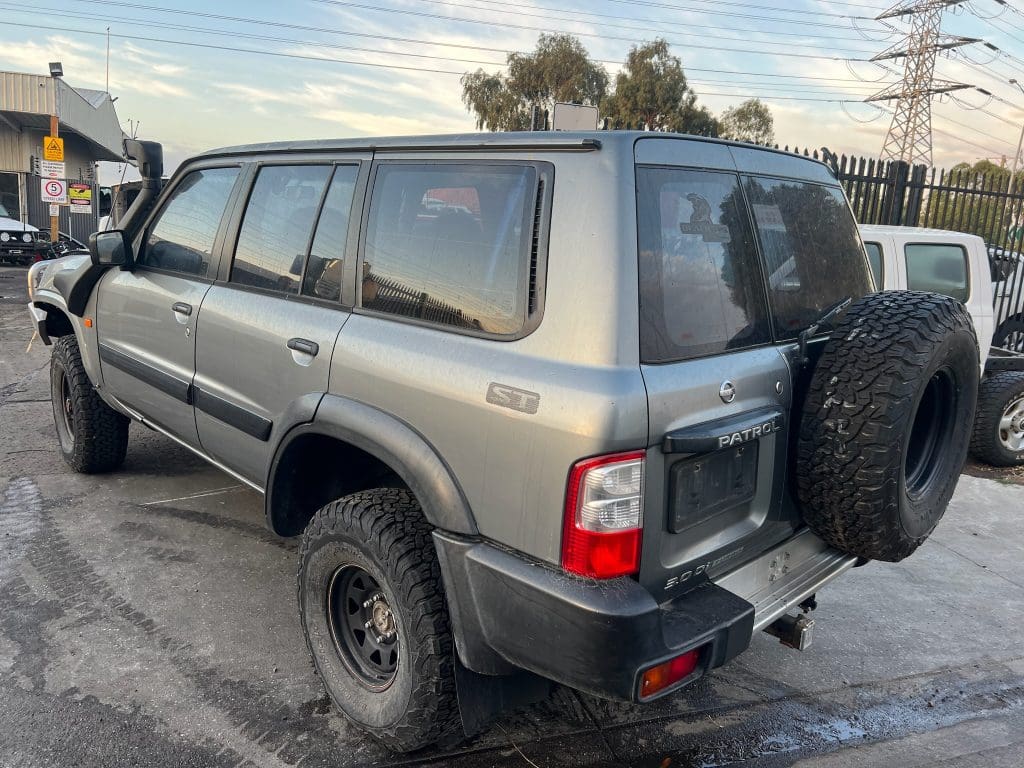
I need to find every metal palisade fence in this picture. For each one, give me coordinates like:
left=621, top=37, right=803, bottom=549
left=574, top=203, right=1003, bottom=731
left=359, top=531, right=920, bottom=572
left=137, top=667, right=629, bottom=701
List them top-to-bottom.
left=779, top=146, right=1024, bottom=350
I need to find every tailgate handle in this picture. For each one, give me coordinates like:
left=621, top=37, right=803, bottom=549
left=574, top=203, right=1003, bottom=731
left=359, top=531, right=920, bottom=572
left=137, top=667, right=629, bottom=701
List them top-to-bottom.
left=662, top=408, right=785, bottom=455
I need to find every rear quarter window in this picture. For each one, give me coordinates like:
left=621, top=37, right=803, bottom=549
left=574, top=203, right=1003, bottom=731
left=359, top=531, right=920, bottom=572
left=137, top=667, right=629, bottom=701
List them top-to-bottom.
left=361, top=163, right=539, bottom=336
left=864, top=241, right=884, bottom=289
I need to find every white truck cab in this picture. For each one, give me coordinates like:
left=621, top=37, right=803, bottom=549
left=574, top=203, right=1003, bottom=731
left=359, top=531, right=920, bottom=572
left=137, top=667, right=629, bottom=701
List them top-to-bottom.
left=859, top=224, right=994, bottom=371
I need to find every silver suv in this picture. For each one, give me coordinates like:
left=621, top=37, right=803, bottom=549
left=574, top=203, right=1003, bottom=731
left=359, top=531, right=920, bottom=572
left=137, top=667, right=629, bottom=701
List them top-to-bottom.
left=27, top=133, right=980, bottom=751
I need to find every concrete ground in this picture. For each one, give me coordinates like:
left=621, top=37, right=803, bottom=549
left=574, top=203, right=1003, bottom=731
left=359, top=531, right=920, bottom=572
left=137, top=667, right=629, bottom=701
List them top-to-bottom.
left=1, top=263, right=1023, bottom=768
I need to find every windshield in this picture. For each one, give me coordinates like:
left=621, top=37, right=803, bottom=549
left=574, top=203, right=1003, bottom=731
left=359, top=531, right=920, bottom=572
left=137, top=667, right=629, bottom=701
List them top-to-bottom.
left=744, top=177, right=873, bottom=340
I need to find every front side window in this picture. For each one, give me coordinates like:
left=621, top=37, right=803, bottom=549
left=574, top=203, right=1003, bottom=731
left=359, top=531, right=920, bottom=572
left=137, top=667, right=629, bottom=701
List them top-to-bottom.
left=362, top=164, right=535, bottom=335
left=232, top=165, right=332, bottom=293
left=302, top=165, right=359, bottom=302
left=141, top=167, right=239, bottom=276
left=637, top=167, right=771, bottom=363
left=744, top=177, right=873, bottom=339
left=864, top=242, right=884, bottom=289
left=905, top=243, right=969, bottom=302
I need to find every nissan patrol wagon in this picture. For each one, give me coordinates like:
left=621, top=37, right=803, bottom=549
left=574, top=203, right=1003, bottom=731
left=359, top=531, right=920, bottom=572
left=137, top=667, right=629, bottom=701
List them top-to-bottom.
left=27, top=133, right=979, bottom=751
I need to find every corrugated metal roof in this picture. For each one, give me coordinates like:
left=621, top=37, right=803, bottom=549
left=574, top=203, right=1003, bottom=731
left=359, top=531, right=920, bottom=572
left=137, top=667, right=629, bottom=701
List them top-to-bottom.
left=0, top=70, right=125, bottom=161
left=0, top=70, right=55, bottom=115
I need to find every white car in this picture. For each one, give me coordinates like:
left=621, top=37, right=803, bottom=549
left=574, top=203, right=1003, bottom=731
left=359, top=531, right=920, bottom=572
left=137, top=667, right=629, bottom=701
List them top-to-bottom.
left=0, top=202, right=42, bottom=265
left=860, top=224, right=1024, bottom=466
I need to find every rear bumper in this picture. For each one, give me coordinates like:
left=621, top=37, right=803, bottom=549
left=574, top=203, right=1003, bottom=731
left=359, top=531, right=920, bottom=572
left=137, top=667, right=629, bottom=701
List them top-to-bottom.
left=434, top=528, right=855, bottom=702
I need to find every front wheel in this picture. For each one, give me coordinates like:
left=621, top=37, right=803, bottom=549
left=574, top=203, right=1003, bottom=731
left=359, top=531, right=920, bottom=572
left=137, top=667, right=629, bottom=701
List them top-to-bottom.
left=50, top=335, right=129, bottom=473
left=970, top=372, right=1024, bottom=467
left=297, top=488, right=460, bottom=752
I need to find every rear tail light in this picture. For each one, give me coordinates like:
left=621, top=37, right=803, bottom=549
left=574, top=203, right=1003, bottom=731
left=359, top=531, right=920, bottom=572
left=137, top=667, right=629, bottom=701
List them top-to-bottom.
left=561, top=450, right=645, bottom=578
left=638, top=647, right=702, bottom=700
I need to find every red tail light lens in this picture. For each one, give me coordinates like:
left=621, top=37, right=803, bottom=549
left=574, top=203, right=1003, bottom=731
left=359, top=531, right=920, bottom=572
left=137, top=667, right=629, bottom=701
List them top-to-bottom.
left=561, top=450, right=645, bottom=578
left=639, top=648, right=702, bottom=700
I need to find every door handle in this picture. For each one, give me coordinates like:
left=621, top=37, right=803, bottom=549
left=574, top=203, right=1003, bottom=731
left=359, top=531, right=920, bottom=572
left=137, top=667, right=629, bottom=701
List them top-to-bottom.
left=172, top=302, right=193, bottom=316
left=287, top=338, right=319, bottom=357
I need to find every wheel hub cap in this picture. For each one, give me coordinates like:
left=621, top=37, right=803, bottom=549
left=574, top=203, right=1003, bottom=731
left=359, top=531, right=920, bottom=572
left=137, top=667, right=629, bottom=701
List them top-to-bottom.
left=999, top=397, right=1024, bottom=452
left=369, top=597, right=395, bottom=638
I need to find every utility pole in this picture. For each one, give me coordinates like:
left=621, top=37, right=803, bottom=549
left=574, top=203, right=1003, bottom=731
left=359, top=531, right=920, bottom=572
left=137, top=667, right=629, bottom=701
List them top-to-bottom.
left=865, top=0, right=977, bottom=167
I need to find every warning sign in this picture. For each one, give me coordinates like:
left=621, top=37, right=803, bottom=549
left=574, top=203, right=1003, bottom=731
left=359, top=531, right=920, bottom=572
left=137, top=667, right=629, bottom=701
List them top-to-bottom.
left=43, top=136, right=64, bottom=162
left=40, top=160, right=65, bottom=179
left=41, top=178, right=67, bottom=204
left=69, top=183, right=92, bottom=213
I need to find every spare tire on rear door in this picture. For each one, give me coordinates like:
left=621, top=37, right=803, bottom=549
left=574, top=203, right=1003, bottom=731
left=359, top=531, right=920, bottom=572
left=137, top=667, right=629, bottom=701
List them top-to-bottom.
left=796, top=291, right=979, bottom=562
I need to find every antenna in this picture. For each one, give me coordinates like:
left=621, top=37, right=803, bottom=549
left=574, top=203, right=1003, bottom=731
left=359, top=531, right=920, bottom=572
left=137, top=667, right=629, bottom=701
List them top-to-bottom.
left=864, top=1, right=977, bottom=166
left=105, top=27, right=110, bottom=93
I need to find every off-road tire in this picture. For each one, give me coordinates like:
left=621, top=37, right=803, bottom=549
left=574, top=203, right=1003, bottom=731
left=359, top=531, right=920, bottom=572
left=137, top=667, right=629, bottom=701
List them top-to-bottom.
left=797, top=291, right=979, bottom=562
left=50, top=335, right=129, bottom=473
left=970, top=371, right=1024, bottom=467
left=297, top=488, right=460, bottom=752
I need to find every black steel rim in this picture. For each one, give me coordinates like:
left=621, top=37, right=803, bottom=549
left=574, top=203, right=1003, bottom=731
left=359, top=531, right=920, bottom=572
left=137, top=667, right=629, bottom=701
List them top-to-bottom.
left=905, top=369, right=955, bottom=500
left=59, top=371, right=74, bottom=439
left=326, top=565, right=399, bottom=689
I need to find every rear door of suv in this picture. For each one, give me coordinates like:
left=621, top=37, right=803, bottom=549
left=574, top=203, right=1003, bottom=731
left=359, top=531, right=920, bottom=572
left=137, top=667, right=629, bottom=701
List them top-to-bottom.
left=634, top=138, right=874, bottom=601
left=192, top=156, right=369, bottom=484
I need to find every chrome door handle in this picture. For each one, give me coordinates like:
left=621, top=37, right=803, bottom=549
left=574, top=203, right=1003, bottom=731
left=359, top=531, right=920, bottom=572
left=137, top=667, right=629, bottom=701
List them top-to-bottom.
left=287, top=338, right=319, bottom=357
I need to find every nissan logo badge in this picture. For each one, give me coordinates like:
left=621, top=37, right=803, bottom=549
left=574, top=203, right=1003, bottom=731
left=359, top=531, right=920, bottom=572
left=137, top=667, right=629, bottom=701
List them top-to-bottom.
left=719, top=380, right=736, bottom=404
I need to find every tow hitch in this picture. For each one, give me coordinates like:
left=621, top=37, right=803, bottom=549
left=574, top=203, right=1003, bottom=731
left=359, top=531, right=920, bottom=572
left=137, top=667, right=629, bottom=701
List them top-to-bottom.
left=764, top=595, right=817, bottom=651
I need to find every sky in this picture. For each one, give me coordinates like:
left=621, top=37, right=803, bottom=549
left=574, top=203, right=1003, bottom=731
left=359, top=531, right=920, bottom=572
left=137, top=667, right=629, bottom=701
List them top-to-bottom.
left=2, top=0, right=1024, bottom=183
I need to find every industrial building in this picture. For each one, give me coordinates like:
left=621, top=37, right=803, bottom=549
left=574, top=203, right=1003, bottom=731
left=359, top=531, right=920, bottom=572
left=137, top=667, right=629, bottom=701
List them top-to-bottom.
left=0, top=68, right=124, bottom=242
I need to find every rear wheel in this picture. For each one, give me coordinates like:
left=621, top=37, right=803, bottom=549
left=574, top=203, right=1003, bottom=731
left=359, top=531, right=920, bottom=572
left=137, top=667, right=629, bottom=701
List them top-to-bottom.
left=797, top=291, right=979, bottom=562
left=50, top=335, right=129, bottom=473
left=970, top=372, right=1024, bottom=467
left=298, top=488, right=460, bottom=752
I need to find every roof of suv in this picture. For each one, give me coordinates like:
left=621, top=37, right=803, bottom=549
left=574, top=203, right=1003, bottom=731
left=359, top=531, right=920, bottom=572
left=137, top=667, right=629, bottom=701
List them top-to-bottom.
left=195, top=131, right=834, bottom=168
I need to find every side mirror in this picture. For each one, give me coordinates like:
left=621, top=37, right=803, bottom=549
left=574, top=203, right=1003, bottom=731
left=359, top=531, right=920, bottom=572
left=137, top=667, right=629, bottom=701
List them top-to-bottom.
left=89, top=230, right=133, bottom=268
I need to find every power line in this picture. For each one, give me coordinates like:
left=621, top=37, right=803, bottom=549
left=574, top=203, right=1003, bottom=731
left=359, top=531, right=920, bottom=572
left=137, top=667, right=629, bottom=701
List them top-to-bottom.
left=308, top=0, right=879, bottom=59
left=409, top=0, right=896, bottom=43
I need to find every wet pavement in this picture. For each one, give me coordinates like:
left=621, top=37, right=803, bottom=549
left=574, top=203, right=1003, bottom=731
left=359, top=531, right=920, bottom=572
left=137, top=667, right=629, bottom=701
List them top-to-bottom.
left=1, top=264, right=1023, bottom=767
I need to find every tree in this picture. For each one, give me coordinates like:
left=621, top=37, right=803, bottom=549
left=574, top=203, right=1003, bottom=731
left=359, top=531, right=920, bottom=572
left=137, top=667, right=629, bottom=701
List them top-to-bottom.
left=461, top=34, right=608, bottom=131
left=602, top=39, right=719, bottom=135
left=719, top=99, right=775, bottom=145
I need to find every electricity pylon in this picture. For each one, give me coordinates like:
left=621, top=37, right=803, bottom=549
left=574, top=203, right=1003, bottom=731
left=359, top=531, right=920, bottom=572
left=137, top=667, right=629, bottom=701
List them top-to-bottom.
left=866, top=0, right=977, bottom=166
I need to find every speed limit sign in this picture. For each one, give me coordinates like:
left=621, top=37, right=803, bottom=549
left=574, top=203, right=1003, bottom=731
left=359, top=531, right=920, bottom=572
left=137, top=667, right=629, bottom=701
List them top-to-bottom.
left=41, top=178, right=67, bottom=204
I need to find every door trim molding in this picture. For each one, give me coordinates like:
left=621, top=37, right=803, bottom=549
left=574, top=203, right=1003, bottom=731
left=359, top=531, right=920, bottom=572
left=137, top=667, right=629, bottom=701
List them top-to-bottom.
left=98, top=343, right=193, bottom=404
left=193, top=387, right=273, bottom=442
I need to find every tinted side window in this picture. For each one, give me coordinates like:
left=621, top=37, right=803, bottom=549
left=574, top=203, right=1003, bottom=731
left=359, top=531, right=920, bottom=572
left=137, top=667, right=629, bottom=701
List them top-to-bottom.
left=362, top=164, right=535, bottom=335
left=231, top=165, right=332, bottom=294
left=302, top=165, right=359, bottom=302
left=141, top=167, right=239, bottom=276
left=636, top=167, right=771, bottom=363
left=744, top=177, right=873, bottom=339
left=864, top=242, right=883, bottom=288
left=905, top=243, right=969, bottom=301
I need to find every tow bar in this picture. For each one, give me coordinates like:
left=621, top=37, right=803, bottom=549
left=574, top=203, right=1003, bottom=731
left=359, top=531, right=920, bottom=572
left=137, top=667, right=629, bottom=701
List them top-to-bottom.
left=764, top=595, right=816, bottom=651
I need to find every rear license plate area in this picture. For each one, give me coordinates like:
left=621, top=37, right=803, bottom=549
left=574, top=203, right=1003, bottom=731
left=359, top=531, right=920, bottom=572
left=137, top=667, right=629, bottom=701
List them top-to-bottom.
left=668, top=444, right=758, bottom=534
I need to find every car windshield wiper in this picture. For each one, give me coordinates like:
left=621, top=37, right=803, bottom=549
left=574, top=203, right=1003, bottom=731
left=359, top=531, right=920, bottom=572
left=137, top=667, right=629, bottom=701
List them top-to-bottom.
left=799, top=296, right=852, bottom=366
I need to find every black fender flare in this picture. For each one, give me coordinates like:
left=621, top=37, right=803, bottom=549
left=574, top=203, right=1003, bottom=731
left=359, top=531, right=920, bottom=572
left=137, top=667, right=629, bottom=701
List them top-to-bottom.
left=265, top=394, right=478, bottom=536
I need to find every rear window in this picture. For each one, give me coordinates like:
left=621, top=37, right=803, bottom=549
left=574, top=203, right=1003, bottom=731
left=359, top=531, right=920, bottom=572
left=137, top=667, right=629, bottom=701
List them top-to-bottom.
left=362, top=164, right=536, bottom=336
left=637, top=167, right=772, bottom=363
left=744, top=177, right=873, bottom=339
left=904, top=243, right=969, bottom=302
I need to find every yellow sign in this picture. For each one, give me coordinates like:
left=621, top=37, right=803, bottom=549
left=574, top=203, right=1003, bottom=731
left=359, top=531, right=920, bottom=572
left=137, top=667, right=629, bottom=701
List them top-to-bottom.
left=43, top=136, right=64, bottom=162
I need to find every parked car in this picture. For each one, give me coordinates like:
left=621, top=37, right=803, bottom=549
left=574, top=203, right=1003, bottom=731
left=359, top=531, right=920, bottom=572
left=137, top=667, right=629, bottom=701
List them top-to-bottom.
left=28, top=135, right=980, bottom=751
left=0, top=202, right=47, bottom=265
left=860, top=225, right=1024, bottom=466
